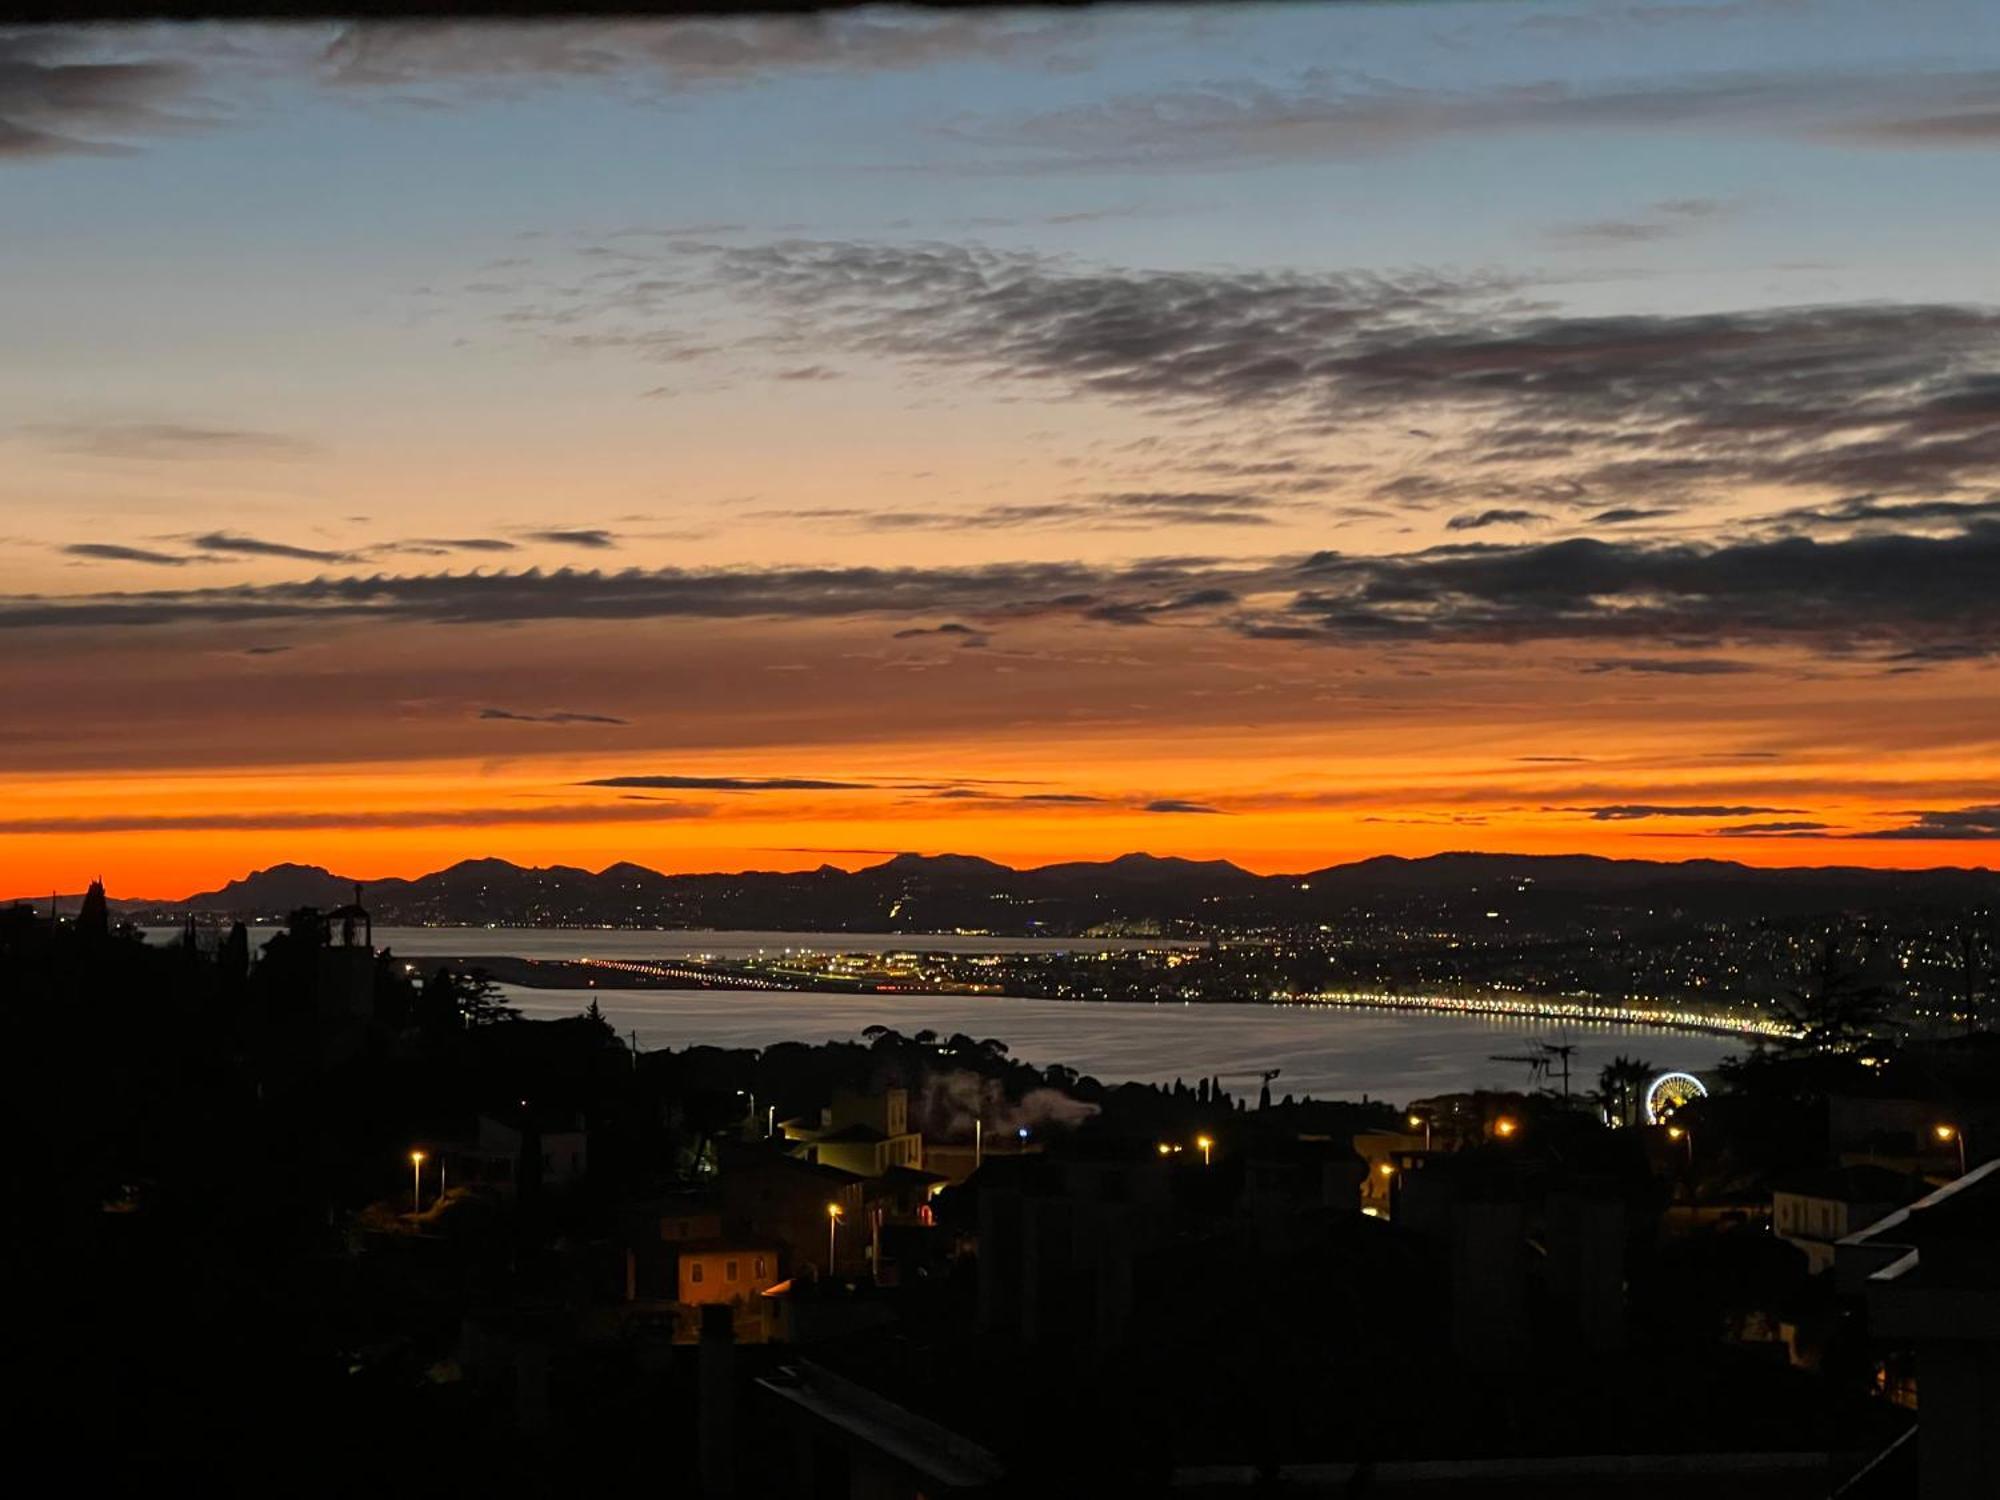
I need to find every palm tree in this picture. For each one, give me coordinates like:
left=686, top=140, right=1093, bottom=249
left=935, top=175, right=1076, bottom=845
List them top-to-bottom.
left=1597, top=1054, right=1656, bottom=1128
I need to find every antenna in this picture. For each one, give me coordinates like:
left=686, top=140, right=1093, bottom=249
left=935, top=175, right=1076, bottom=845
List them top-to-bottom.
left=1537, top=1042, right=1577, bottom=1100
left=1491, top=1052, right=1552, bottom=1089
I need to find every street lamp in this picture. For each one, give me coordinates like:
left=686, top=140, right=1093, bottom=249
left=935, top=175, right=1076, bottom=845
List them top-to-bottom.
left=1408, top=1112, right=1431, bottom=1150
left=1494, top=1117, right=1518, bottom=1140
left=1936, top=1123, right=1968, bottom=1176
left=1667, top=1124, right=1694, bottom=1168
left=1196, top=1134, right=1213, bottom=1167
left=410, top=1150, right=425, bottom=1214
left=826, top=1201, right=843, bottom=1273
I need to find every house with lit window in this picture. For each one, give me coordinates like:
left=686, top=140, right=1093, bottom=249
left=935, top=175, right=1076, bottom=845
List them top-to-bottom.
left=781, top=1086, right=924, bottom=1177
left=718, top=1143, right=867, bottom=1275
left=678, top=1242, right=783, bottom=1305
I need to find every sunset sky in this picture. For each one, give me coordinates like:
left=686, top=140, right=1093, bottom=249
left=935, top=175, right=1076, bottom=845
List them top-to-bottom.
left=5, top=0, right=2000, bottom=896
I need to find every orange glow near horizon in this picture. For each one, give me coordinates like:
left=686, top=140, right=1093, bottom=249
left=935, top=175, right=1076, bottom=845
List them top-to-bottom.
left=5, top=725, right=1996, bottom=898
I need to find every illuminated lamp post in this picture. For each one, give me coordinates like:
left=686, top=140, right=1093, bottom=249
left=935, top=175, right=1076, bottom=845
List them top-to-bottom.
left=1937, top=1123, right=1968, bottom=1176
left=1667, top=1124, right=1694, bottom=1169
left=1197, top=1134, right=1214, bottom=1167
left=410, top=1150, right=425, bottom=1214
left=826, top=1201, right=843, bottom=1274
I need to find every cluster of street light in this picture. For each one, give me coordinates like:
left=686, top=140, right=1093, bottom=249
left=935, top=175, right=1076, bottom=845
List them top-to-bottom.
left=1293, top=988, right=1802, bottom=1040
left=1155, top=1135, right=1215, bottom=1166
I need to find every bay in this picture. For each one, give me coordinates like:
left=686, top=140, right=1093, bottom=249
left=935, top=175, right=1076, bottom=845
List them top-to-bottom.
left=143, top=925, right=1746, bottom=1102
left=495, top=984, right=1745, bottom=1105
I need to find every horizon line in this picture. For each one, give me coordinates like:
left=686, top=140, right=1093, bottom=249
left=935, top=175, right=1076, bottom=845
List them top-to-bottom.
left=15, top=844, right=1998, bottom=909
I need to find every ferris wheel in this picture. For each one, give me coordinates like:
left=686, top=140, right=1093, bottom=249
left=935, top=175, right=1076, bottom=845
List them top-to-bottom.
left=1645, top=1070, right=1708, bottom=1125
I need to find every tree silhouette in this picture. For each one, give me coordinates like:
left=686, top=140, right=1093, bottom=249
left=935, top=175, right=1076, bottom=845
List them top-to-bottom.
left=1949, top=909, right=1997, bottom=1035
left=1773, top=922, right=1890, bottom=1055
left=423, top=966, right=519, bottom=1029
left=1596, top=1054, right=1656, bottom=1128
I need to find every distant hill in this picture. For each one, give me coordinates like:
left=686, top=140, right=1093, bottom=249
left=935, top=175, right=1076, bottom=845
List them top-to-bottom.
left=41, top=848, right=1997, bottom=936
left=178, top=862, right=365, bottom=912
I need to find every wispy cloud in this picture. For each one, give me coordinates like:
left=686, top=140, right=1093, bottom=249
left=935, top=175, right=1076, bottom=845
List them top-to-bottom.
left=317, top=14, right=1095, bottom=93
left=0, top=32, right=206, bottom=159
left=964, top=65, right=2000, bottom=172
left=1545, top=196, right=1739, bottom=246
left=675, top=240, right=2000, bottom=514
left=30, top=421, right=310, bottom=461
left=764, top=490, right=1286, bottom=533
left=1447, top=508, right=1546, bottom=532
left=7, top=523, right=2000, bottom=666
left=523, top=527, right=618, bottom=549
left=189, top=531, right=352, bottom=563
left=397, top=536, right=521, bottom=554
left=62, top=543, right=188, bottom=567
left=892, top=622, right=990, bottom=647
left=1582, top=657, right=1761, bottom=676
left=478, top=707, right=629, bottom=725
left=579, top=773, right=871, bottom=791
left=0, top=801, right=709, bottom=834
left=1560, top=803, right=1804, bottom=820
left=1852, top=804, right=2000, bottom=840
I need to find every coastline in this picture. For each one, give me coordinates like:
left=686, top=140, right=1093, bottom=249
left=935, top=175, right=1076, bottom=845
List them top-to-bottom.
left=440, top=951, right=1792, bottom=1045
left=1289, top=989, right=1798, bottom=1043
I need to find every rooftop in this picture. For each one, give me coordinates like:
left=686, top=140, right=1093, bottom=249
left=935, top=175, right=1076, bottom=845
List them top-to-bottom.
left=757, top=1361, right=1003, bottom=1491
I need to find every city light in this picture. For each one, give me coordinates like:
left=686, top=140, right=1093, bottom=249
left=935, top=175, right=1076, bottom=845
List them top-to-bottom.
left=1295, top=988, right=1801, bottom=1042
left=1494, top=1118, right=1518, bottom=1139
left=1667, top=1124, right=1694, bottom=1167
left=1937, top=1124, right=1967, bottom=1175
left=1197, top=1134, right=1213, bottom=1166
left=410, top=1149, right=425, bottom=1214
left=1377, top=1162, right=1395, bottom=1178
left=826, top=1200, right=843, bottom=1273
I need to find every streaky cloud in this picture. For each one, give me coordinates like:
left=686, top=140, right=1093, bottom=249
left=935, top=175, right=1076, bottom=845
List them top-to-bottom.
left=190, top=531, right=352, bottom=563
left=62, top=543, right=188, bottom=567
left=478, top=707, right=630, bottom=725
left=580, top=774, right=871, bottom=791
left=0, top=801, right=710, bottom=834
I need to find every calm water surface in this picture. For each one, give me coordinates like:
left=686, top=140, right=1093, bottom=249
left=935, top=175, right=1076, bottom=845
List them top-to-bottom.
left=145, top=926, right=1743, bottom=1101
left=496, top=985, right=1744, bottom=1104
